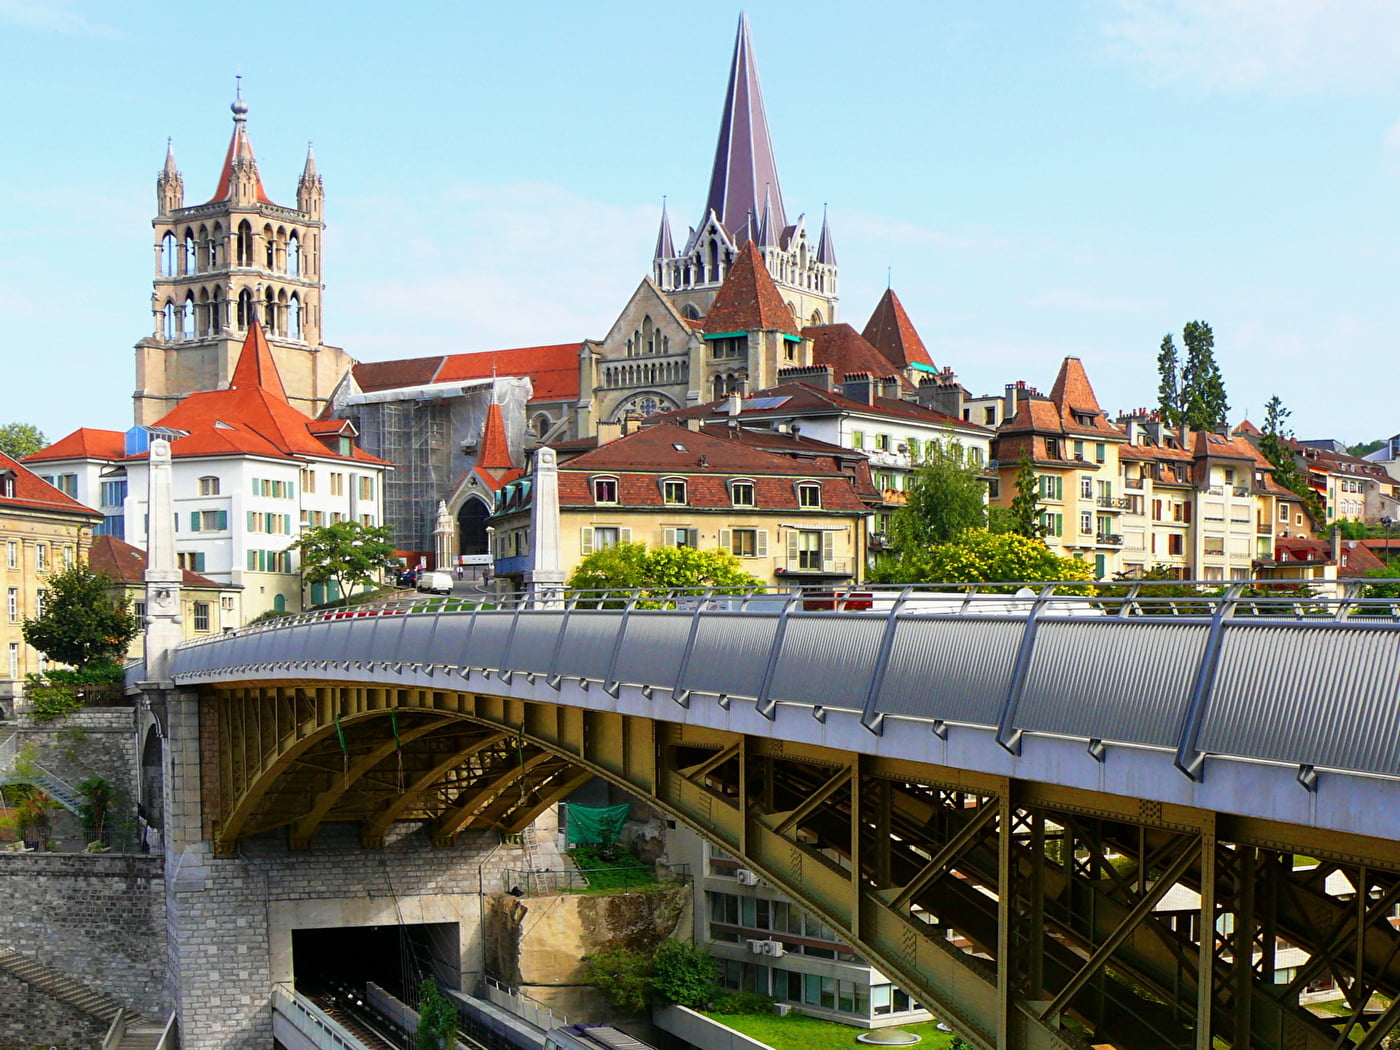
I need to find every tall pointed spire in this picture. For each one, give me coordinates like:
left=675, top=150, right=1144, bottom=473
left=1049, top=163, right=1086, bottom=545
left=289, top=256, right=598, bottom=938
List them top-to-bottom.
left=704, top=13, right=787, bottom=242
left=209, top=80, right=270, bottom=204
left=157, top=137, right=184, bottom=215
left=756, top=186, right=776, bottom=248
left=653, top=198, right=676, bottom=261
left=816, top=205, right=836, bottom=265
left=229, top=319, right=288, bottom=402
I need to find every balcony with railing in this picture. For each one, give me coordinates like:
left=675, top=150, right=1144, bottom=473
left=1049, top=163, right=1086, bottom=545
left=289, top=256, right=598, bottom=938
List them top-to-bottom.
left=1125, top=477, right=1145, bottom=490
left=1233, top=486, right=1251, bottom=497
left=1097, top=496, right=1131, bottom=510
left=1257, top=521, right=1274, bottom=535
left=1095, top=533, right=1123, bottom=547
left=777, top=557, right=853, bottom=577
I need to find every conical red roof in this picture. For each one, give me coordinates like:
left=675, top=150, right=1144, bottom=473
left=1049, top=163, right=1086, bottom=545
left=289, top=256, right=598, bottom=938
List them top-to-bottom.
left=704, top=241, right=797, bottom=334
left=862, top=288, right=933, bottom=370
left=229, top=319, right=287, bottom=402
left=477, top=400, right=514, bottom=470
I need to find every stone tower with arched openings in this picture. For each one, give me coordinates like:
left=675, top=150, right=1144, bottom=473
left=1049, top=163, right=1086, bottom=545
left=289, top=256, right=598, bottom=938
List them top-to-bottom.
left=134, top=90, right=352, bottom=426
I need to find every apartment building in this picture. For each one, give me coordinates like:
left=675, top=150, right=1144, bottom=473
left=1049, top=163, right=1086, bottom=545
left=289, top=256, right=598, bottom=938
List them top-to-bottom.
left=490, top=421, right=873, bottom=590
left=0, top=452, right=102, bottom=712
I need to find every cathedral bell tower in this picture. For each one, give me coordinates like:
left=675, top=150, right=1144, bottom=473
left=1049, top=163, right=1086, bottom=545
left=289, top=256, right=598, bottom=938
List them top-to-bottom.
left=134, top=88, right=351, bottom=426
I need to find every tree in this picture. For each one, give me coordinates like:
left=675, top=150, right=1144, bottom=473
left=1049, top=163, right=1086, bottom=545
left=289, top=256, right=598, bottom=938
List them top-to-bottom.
left=1180, top=320, right=1228, bottom=432
left=1156, top=334, right=1181, bottom=426
left=1258, top=395, right=1324, bottom=521
left=0, top=422, right=46, bottom=460
left=1349, top=438, right=1385, bottom=459
left=888, top=441, right=988, bottom=550
left=1004, top=454, right=1043, bottom=539
left=287, top=521, right=395, bottom=603
left=872, top=529, right=1095, bottom=592
left=567, top=543, right=762, bottom=605
left=21, top=563, right=140, bottom=670
left=649, top=939, right=718, bottom=1009
left=582, top=944, right=654, bottom=1013
left=415, top=979, right=458, bottom=1050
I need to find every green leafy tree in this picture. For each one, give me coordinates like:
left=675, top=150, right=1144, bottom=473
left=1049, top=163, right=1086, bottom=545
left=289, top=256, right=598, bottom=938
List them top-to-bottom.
left=1180, top=320, right=1228, bottom=432
left=1156, top=334, right=1181, bottom=426
left=1258, top=395, right=1324, bottom=521
left=0, top=422, right=46, bottom=460
left=1349, top=438, right=1385, bottom=459
left=888, top=441, right=988, bottom=550
left=1004, top=454, right=1043, bottom=539
left=287, top=521, right=395, bottom=603
left=872, top=529, right=1094, bottom=592
left=568, top=543, right=762, bottom=606
left=21, top=563, right=140, bottom=670
left=650, top=939, right=718, bottom=1009
left=582, top=944, right=654, bottom=1013
left=415, top=979, right=458, bottom=1050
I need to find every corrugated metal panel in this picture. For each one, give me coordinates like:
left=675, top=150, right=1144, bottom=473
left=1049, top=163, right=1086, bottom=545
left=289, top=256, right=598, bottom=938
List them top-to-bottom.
left=502, top=612, right=566, bottom=675
left=554, top=613, right=625, bottom=681
left=679, top=613, right=783, bottom=700
left=463, top=614, right=516, bottom=670
left=612, top=614, right=694, bottom=686
left=768, top=614, right=885, bottom=711
left=874, top=617, right=1024, bottom=726
left=1016, top=620, right=1208, bottom=747
left=1201, top=623, right=1400, bottom=775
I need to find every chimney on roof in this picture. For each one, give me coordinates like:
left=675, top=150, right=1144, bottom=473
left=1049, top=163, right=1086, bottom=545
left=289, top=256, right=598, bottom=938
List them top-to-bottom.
left=776, top=364, right=834, bottom=391
left=842, top=372, right=875, bottom=406
left=918, top=375, right=964, bottom=419
left=737, top=376, right=751, bottom=397
left=877, top=376, right=901, bottom=401
left=1005, top=383, right=1021, bottom=419
left=726, top=391, right=743, bottom=418
left=685, top=416, right=704, bottom=433
left=1124, top=418, right=1139, bottom=444
left=596, top=420, right=623, bottom=445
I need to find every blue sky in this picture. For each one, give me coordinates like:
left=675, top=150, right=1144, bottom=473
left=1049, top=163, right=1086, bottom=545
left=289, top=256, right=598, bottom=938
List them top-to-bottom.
left=3, top=0, right=1399, bottom=444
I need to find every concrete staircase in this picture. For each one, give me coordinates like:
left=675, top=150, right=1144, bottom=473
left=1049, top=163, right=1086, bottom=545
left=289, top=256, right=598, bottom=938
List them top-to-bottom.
left=0, top=949, right=157, bottom=1038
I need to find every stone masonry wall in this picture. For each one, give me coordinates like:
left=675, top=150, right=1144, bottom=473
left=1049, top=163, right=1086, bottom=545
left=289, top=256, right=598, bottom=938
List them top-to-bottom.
left=14, top=707, right=139, bottom=805
left=169, top=823, right=534, bottom=1050
left=0, top=852, right=166, bottom=1018
left=0, top=971, right=108, bottom=1050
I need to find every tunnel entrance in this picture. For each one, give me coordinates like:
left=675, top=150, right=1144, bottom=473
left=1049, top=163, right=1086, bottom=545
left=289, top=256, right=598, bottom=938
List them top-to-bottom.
left=292, top=921, right=460, bottom=1001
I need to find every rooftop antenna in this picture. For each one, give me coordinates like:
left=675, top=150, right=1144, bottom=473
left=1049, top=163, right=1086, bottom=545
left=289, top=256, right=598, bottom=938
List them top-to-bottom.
left=887, top=266, right=892, bottom=289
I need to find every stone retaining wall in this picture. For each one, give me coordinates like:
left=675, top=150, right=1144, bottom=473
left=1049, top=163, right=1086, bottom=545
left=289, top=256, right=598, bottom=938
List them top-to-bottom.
left=0, top=971, right=108, bottom=1050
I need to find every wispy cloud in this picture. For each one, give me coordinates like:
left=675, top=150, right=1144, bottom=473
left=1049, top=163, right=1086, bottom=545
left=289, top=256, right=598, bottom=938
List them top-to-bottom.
left=0, top=0, right=121, bottom=37
left=1097, top=0, right=1400, bottom=93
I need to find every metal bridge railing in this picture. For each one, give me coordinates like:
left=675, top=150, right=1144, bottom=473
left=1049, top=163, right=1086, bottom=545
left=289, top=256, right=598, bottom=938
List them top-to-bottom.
left=170, top=577, right=1400, bottom=654
left=481, top=974, right=570, bottom=1031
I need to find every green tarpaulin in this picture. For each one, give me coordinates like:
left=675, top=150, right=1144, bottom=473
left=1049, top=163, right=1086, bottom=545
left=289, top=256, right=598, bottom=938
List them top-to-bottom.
left=566, top=802, right=631, bottom=845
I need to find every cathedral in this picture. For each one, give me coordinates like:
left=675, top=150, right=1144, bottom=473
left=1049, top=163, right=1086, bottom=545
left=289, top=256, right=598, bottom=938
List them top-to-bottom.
left=134, top=85, right=351, bottom=425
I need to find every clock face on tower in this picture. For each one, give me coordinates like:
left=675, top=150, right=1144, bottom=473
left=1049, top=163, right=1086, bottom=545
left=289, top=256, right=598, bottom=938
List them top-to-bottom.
left=612, top=391, right=679, bottom=421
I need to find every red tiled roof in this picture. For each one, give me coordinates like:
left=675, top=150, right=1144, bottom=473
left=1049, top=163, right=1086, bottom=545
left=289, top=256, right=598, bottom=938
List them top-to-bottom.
left=208, top=120, right=272, bottom=204
left=704, top=241, right=798, bottom=335
left=862, top=288, right=934, bottom=370
left=142, top=323, right=389, bottom=466
left=802, top=325, right=912, bottom=392
left=435, top=344, right=581, bottom=402
left=352, top=356, right=447, bottom=393
left=1048, top=357, right=1122, bottom=437
left=649, top=380, right=986, bottom=432
left=477, top=401, right=514, bottom=470
left=557, top=422, right=868, bottom=513
left=24, top=428, right=125, bottom=464
left=0, top=451, right=100, bottom=517
left=88, top=534, right=222, bottom=588
left=1337, top=539, right=1388, bottom=577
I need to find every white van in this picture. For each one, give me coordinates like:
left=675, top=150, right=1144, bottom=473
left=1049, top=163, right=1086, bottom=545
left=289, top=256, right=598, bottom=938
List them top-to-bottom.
left=416, top=571, right=454, bottom=595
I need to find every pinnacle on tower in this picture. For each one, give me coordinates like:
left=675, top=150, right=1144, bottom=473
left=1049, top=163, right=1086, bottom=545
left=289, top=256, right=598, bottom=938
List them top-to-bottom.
left=704, top=13, right=787, bottom=242
left=209, top=84, right=270, bottom=205
left=157, top=138, right=184, bottom=214
left=298, top=141, right=323, bottom=216
left=756, top=187, right=776, bottom=248
left=653, top=199, right=676, bottom=262
left=816, top=205, right=836, bottom=266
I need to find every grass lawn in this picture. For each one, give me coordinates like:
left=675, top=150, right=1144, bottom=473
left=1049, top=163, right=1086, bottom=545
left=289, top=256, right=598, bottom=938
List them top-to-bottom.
left=703, top=1013, right=956, bottom=1050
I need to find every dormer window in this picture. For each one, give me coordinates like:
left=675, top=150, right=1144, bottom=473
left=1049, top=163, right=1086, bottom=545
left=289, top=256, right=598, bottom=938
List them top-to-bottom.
left=1073, top=411, right=1096, bottom=426
left=0, top=471, right=13, bottom=498
left=593, top=477, right=618, bottom=504
left=662, top=478, right=687, bottom=505
left=730, top=480, right=755, bottom=507
left=797, top=482, right=822, bottom=509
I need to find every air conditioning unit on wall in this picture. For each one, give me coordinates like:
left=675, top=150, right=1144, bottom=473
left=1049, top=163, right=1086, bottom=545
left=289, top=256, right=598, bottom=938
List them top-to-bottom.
left=736, top=869, right=760, bottom=886
left=747, top=939, right=767, bottom=955
left=760, top=940, right=786, bottom=957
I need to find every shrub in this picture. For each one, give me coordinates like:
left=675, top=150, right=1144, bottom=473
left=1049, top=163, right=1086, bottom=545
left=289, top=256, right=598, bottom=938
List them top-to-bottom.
left=650, top=939, right=718, bottom=1009
left=582, top=945, right=653, bottom=1014
left=710, top=989, right=775, bottom=1014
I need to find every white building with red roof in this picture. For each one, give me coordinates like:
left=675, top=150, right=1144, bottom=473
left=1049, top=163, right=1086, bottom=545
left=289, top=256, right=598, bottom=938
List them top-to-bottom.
left=29, top=322, right=388, bottom=619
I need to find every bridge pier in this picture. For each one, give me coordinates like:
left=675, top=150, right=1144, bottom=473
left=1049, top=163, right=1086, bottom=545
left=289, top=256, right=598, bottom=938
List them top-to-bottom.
left=156, top=686, right=534, bottom=1050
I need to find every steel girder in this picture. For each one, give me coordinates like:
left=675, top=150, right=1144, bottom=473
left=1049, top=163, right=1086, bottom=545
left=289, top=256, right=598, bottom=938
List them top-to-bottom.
left=200, top=683, right=1400, bottom=1050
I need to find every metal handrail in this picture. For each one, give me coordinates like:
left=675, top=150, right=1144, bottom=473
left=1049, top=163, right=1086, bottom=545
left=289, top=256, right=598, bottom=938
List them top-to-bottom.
left=172, top=578, right=1400, bottom=653
left=482, top=974, right=570, bottom=1031
left=271, top=983, right=370, bottom=1050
